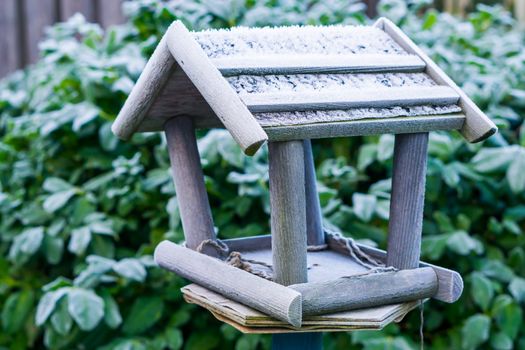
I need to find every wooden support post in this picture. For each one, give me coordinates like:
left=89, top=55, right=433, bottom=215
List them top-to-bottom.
left=165, top=116, right=215, bottom=251
left=387, top=133, right=429, bottom=269
left=304, top=140, right=324, bottom=246
left=269, top=141, right=322, bottom=349
left=269, top=141, right=308, bottom=286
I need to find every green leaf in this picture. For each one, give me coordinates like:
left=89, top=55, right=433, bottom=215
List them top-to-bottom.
left=377, top=134, right=394, bottom=162
left=357, top=144, right=377, bottom=171
left=471, top=146, right=516, bottom=173
left=506, top=147, right=525, bottom=193
left=43, top=178, right=73, bottom=193
left=43, top=189, right=77, bottom=213
left=352, top=193, right=377, bottom=222
left=68, top=226, right=92, bottom=255
left=21, top=227, right=45, bottom=254
left=446, top=231, right=483, bottom=255
left=44, top=234, right=64, bottom=264
left=421, top=234, right=449, bottom=260
left=113, top=258, right=147, bottom=282
left=470, top=272, right=494, bottom=311
left=509, top=277, right=525, bottom=303
left=67, top=288, right=104, bottom=331
left=36, top=289, right=68, bottom=326
left=2, top=290, right=35, bottom=333
left=102, top=292, right=122, bottom=329
left=123, top=296, right=164, bottom=335
left=493, top=298, right=523, bottom=340
left=50, top=299, right=73, bottom=335
left=461, top=314, right=491, bottom=349
left=165, top=329, right=183, bottom=350
left=490, top=332, right=513, bottom=350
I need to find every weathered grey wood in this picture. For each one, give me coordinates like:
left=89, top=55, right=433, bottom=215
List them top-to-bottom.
left=0, top=0, right=22, bottom=77
left=24, top=0, right=57, bottom=63
left=59, top=0, right=95, bottom=21
left=96, top=0, right=125, bottom=28
left=377, top=17, right=497, bottom=142
left=166, top=20, right=268, bottom=155
left=112, top=34, right=176, bottom=140
left=212, top=54, right=425, bottom=76
left=242, top=86, right=459, bottom=113
left=263, top=114, right=465, bottom=142
left=165, top=116, right=215, bottom=251
left=387, top=133, right=428, bottom=270
left=303, top=140, right=324, bottom=246
left=269, top=141, right=308, bottom=286
left=223, top=234, right=464, bottom=303
left=223, top=235, right=272, bottom=252
left=154, top=241, right=302, bottom=327
left=290, top=267, right=437, bottom=315
left=183, top=283, right=421, bottom=332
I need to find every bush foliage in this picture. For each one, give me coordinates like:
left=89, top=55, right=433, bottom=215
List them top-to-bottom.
left=1, top=0, right=524, bottom=349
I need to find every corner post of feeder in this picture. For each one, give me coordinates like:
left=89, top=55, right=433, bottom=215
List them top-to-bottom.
left=164, top=116, right=216, bottom=251
left=387, top=132, right=429, bottom=269
left=269, top=140, right=308, bottom=285
left=269, top=140, right=323, bottom=349
left=304, top=140, right=325, bottom=246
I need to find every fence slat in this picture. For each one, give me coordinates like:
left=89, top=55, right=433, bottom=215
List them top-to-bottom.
left=0, top=0, right=22, bottom=77
left=24, top=0, right=57, bottom=63
left=59, top=0, right=95, bottom=21
left=96, top=0, right=125, bottom=28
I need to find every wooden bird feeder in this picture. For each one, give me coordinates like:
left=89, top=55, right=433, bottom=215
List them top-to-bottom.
left=112, top=17, right=496, bottom=338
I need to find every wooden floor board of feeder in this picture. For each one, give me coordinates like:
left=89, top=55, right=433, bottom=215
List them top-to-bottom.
left=182, top=284, right=421, bottom=333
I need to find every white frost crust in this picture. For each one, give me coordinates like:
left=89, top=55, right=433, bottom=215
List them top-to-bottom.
left=193, top=25, right=407, bottom=58
left=227, top=73, right=436, bottom=94
left=254, top=105, right=463, bottom=127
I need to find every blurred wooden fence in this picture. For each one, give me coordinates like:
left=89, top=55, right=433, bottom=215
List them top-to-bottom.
left=0, top=0, right=125, bottom=78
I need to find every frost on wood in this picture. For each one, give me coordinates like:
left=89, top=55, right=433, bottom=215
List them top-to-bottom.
left=193, top=25, right=407, bottom=57
left=227, top=73, right=437, bottom=94
left=254, top=105, right=462, bottom=127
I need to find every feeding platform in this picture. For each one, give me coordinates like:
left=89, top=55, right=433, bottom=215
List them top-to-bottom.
left=112, top=16, right=496, bottom=338
left=182, top=284, right=421, bottom=333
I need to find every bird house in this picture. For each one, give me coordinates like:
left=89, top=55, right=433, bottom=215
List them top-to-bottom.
left=112, top=18, right=496, bottom=332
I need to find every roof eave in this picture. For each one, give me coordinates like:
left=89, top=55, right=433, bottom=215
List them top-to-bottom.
left=376, top=17, right=497, bottom=143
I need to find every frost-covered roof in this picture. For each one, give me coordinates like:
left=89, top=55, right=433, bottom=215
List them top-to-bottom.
left=112, top=18, right=496, bottom=154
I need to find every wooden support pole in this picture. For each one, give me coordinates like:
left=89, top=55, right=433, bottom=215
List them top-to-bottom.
left=165, top=116, right=215, bottom=251
left=387, top=132, right=429, bottom=269
left=304, top=140, right=324, bottom=246
left=269, top=141, right=308, bottom=286
left=269, top=141, right=321, bottom=348
left=154, top=241, right=302, bottom=327
left=291, top=267, right=438, bottom=315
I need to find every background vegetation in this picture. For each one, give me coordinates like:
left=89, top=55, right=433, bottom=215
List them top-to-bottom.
left=1, top=0, right=524, bottom=349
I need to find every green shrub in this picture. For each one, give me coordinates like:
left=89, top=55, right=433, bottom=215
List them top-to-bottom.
left=0, top=0, right=524, bottom=349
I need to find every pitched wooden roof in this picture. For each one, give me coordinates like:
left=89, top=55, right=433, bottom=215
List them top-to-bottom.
left=112, top=18, right=497, bottom=155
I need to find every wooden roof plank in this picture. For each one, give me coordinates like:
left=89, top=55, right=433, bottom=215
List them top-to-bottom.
left=376, top=17, right=497, bottom=142
left=166, top=21, right=268, bottom=156
left=112, top=34, right=176, bottom=140
left=212, top=54, right=426, bottom=76
left=242, top=86, right=460, bottom=113
left=263, top=114, right=465, bottom=141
